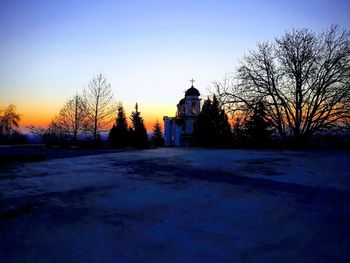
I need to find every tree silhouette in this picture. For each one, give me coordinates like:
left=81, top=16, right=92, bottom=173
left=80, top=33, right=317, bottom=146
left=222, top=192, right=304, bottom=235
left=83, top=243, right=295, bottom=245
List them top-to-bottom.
left=216, top=26, right=350, bottom=146
left=84, top=73, right=115, bottom=144
left=57, top=94, right=87, bottom=144
left=194, top=95, right=232, bottom=147
left=245, top=101, right=273, bottom=147
left=109, top=103, right=129, bottom=148
left=129, top=103, right=148, bottom=148
left=0, top=104, right=20, bottom=137
left=0, top=104, right=26, bottom=144
left=232, top=117, right=246, bottom=147
left=30, top=118, right=68, bottom=147
left=151, top=121, right=164, bottom=147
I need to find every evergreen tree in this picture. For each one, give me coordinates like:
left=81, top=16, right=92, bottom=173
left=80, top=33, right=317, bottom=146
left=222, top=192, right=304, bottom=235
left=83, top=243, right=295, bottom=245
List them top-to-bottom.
left=194, top=95, right=232, bottom=147
left=215, top=97, right=233, bottom=147
left=194, top=98, right=212, bottom=146
left=245, top=101, right=273, bottom=148
left=108, top=103, right=129, bottom=148
left=130, top=103, right=148, bottom=148
left=232, top=117, right=246, bottom=147
left=151, top=121, right=164, bottom=147
left=127, top=126, right=134, bottom=146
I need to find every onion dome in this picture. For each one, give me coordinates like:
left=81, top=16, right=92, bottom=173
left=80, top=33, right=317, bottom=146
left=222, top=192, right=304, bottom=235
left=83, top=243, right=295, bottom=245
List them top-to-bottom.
left=185, top=86, right=200, bottom=97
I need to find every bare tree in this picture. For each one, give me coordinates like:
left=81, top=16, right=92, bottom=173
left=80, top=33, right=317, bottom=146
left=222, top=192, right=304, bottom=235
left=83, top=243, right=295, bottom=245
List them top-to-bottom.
left=216, top=26, right=350, bottom=145
left=84, top=73, right=115, bottom=143
left=57, top=94, right=87, bottom=143
left=0, top=104, right=21, bottom=136
left=29, top=117, right=67, bottom=146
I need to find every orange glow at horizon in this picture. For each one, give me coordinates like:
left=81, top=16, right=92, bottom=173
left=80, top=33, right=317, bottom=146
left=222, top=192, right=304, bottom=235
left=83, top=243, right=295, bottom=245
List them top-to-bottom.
left=15, top=102, right=175, bottom=133
left=14, top=103, right=62, bottom=130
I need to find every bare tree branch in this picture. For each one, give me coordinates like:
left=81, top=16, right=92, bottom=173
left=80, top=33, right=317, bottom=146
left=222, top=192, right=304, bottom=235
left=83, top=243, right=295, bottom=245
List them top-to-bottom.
left=215, top=26, right=350, bottom=144
left=84, top=73, right=116, bottom=143
left=57, top=94, right=87, bottom=143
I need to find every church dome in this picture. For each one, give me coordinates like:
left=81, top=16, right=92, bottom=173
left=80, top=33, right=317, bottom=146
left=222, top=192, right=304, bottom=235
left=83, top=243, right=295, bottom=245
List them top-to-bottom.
left=185, top=86, right=200, bottom=97
left=178, top=98, right=185, bottom=105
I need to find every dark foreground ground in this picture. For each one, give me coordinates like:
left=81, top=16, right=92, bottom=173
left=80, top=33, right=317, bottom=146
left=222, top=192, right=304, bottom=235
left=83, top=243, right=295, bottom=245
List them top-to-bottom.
left=0, top=146, right=130, bottom=163
left=0, top=148, right=349, bottom=262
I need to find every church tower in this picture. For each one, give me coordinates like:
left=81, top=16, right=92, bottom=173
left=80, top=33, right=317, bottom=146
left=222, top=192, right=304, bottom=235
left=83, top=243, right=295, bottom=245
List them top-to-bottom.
left=164, top=79, right=201, bottom=147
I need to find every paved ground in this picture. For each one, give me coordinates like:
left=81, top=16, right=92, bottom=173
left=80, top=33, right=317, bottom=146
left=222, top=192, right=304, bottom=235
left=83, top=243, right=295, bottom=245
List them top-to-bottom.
left=0, top=148, right=349, bottom=262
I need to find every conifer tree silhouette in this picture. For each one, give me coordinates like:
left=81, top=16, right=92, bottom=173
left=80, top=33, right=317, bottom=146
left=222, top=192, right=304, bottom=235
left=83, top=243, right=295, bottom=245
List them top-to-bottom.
left=194, top=95, right=232, bottom=147
left=245, top=101, right=272, bottom=148
left=109, top=103, right=129, bottom=147
left=130, top=103, right=148, bottom=148
left=151, top=121, right=164, bottom=147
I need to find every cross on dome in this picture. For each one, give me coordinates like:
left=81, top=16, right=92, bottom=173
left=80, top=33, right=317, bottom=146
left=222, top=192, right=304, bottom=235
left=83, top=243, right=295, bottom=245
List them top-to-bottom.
left=190, top=78, right=195, bottom=87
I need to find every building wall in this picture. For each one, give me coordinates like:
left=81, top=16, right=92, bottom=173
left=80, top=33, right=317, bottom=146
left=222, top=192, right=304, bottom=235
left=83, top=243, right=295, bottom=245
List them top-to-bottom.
left=164, top=91, right=201, bottom=147
left=163, top=117, right=174, bottom=146
left=175, top=124, right=182, bottom=146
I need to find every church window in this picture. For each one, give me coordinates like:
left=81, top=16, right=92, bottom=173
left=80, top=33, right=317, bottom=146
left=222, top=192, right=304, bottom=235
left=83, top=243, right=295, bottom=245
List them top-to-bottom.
left=192, top=102, right=197, bottom=114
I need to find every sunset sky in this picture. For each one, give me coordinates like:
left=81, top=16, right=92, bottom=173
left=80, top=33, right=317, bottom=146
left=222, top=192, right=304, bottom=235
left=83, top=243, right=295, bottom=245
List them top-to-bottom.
left=1, top=0, right=350, bottom=131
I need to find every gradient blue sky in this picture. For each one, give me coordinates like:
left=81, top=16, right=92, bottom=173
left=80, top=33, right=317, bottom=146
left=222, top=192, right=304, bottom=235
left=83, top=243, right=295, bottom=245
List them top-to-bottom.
left=1, top=0, right=350, bottom=128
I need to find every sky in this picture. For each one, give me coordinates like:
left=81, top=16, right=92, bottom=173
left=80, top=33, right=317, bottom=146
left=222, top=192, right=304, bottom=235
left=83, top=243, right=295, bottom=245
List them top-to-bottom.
left=1, top=0, right=350, bottom=131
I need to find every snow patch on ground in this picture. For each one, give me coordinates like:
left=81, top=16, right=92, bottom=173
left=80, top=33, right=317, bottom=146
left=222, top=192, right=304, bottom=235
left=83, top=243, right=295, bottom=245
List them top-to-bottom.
left=0, top=148, right=349, bottom=262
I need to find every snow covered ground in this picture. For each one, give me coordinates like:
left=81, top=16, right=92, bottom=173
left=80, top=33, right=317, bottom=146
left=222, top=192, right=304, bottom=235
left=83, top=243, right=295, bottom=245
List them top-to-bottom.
left=0, top=148, right=349, bottom=262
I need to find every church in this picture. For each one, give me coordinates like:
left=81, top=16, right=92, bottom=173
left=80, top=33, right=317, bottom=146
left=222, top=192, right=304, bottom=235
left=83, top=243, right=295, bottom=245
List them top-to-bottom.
left=163, top=80, right=201, bottom=147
